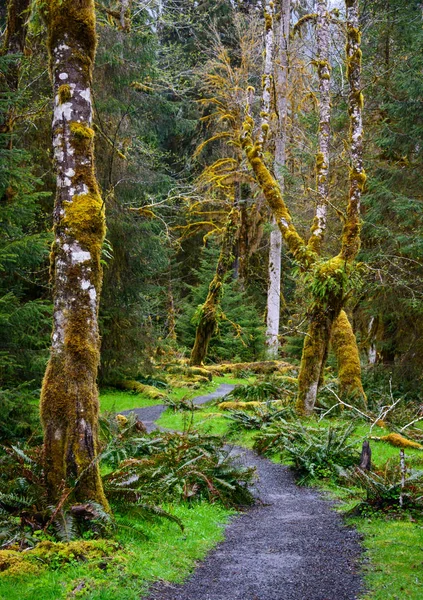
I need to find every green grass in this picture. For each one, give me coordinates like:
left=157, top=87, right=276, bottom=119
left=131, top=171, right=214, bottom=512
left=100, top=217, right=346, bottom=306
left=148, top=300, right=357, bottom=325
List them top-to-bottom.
left=99, top=375, right=248, bottom=414
left=99, top=389, right=161, bottom=412
left=0, top=503, right=234, bottom=600
left=354, top=518, right=423, bottom=599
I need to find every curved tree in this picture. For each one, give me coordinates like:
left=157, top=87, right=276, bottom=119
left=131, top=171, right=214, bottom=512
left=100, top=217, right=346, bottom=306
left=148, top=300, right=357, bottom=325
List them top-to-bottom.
left=242, top=0, right=366, bottom=414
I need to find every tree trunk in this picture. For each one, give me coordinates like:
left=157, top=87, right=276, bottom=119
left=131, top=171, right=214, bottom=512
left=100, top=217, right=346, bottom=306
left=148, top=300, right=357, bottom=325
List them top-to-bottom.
left=40, top=0, right=108, bottom=508
left=242, top=0, right=365, bottom=415
left=266, top=0, right=290, bottom=358
left=307, top=0, right=330, bottom=254
left=190, top=208, right=240, bottom=366
left=266, top=221, right=282, bottom=357
left=296, top=304, right=334, bottom=416
left=331, top=309, right=366, bottom=406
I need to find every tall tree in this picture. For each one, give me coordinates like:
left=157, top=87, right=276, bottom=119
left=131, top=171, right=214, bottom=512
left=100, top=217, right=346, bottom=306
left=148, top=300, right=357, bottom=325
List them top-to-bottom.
left=40, top=0, right=108, bottom=507
left=241, top=0, right=365, bottom=414
left=265, top=0, right=290, bottom=358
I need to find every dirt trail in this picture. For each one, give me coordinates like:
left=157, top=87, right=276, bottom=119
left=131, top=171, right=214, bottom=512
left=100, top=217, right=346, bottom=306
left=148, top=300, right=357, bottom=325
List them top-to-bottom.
left=124, top=384, right=363, bottom=600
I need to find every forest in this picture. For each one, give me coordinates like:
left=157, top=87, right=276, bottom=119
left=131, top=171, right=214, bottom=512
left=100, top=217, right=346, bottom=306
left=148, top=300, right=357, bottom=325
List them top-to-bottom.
left=1, top=0, right=423, bottom=598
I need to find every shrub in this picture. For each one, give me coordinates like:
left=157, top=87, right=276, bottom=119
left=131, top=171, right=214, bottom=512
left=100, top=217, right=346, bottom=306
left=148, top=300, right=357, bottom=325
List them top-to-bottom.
left=254, top=421, right=359, bottom=483
left=103, top=431, right=255, bottom=507
left=347, top=460, right=423, bottom=515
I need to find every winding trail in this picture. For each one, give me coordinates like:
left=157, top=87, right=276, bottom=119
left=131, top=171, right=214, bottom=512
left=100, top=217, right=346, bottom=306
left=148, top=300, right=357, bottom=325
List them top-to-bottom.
left=123, top=384, right=363, bottom=600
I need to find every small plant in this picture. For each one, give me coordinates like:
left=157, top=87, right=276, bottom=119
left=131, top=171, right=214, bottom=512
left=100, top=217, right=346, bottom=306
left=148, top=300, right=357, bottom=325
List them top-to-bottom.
left=224, top=379, right=285, bottom=403
left=164, top=395, right=199, bottom=412
left=226, top=404, right=296, bottom=431
left=99, top=412, right=147, bottom=468
left=254, top=421, right=359, bottom=483
left=347, top=460, right=423, bottom=515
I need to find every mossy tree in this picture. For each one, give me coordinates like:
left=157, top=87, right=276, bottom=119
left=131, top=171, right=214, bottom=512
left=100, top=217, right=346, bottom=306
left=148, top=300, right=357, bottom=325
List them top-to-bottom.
left=39, top=0, right=108, bottom=507
left=241, top=0, right=366, bottom=415
left=293, top=0, right=365, bottom=407
left=190, top=206, right=240, bottom=366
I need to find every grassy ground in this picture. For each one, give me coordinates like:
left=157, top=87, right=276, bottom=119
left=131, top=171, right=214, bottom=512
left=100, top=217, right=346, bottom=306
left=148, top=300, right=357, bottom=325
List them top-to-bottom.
left=99, top=376, right=246, bottom=414
left=0, top=377, right=244, bottom=599
left=5, top=378, right=423, bottom=598
left=0, top=502, right=234, bottom=600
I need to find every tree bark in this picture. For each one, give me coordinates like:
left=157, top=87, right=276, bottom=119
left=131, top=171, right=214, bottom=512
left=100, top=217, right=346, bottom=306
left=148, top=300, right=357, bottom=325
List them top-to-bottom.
left=40, top=0, right=108, bottom=508
left=242, top=0, right=365, bottom=416
left=266, top=0, right=290, bottom=358
left=307, top=0, right=330, bottom=254
left=190, top=208, right=240, bottom=366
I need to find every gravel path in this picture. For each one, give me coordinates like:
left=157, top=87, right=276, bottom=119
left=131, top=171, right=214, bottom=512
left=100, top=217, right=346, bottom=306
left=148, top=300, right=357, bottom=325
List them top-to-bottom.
left=121, top=383, right=236, bottom=432
left=124, top=384, right=363, bottom=600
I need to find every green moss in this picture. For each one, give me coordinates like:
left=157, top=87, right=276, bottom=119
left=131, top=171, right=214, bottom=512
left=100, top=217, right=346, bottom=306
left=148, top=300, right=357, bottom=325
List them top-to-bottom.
left=43, top=0, right=97, bottom=71
left=264, top=11, right=272, bottom=31
left=58, top=83, right=71, bottom=103
left=70, top=121, right=95, bottom=155
left=63, top=192, right=105, bottom=251
left=190, top=208, right=240, bottom=366
left=331, top=309, right=366, bottom=406
left=0, top=541, right=119, bottom=579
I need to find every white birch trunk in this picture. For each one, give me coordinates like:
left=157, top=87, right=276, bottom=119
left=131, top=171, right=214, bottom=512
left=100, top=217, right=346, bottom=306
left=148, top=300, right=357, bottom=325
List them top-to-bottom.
left=266, top=0, right=291, bottom=357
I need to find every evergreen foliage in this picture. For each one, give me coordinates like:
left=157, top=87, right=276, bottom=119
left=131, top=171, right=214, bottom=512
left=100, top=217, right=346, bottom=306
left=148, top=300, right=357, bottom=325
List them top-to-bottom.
left=177, top=244, right=265, bottom=363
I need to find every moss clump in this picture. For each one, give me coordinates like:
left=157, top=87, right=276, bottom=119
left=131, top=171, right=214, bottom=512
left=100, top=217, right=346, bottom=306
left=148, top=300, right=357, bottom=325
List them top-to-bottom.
left=264, top=11, right=273, bottom=31
left=58, top=83, right=71, bottom=103
left=70, top=121, right=95, bottom=154
left=70, top=121, right=94, bottom=140
left=315, top=151, right=326, bottom=172
left=63, top=192, right=105, bottom=251
left=116, top=380, right=167, bottom=399
left=218, top=401, right=262, bottom=411
left=376, top=433, right=423, bottom=450
left=0, top=540, right=119, bottom=578
left=0, top=551, right=38, bottom=577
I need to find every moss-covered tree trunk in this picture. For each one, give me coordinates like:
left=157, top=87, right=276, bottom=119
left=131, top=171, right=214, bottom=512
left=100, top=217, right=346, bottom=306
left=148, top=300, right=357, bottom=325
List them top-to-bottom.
left=40, top=0, right=108, bottom=508
left=242, top=0, right=365, bottom=415
left=307, top=0, right=330, bottom=254
left=190, top=208, right=240, bottom=366
left=331, top=309, right=366, bottom=404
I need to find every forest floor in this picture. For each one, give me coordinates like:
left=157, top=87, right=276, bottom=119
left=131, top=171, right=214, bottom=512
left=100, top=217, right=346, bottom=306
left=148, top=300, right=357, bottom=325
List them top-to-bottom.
left=130, top=385, right=363, bottom=600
